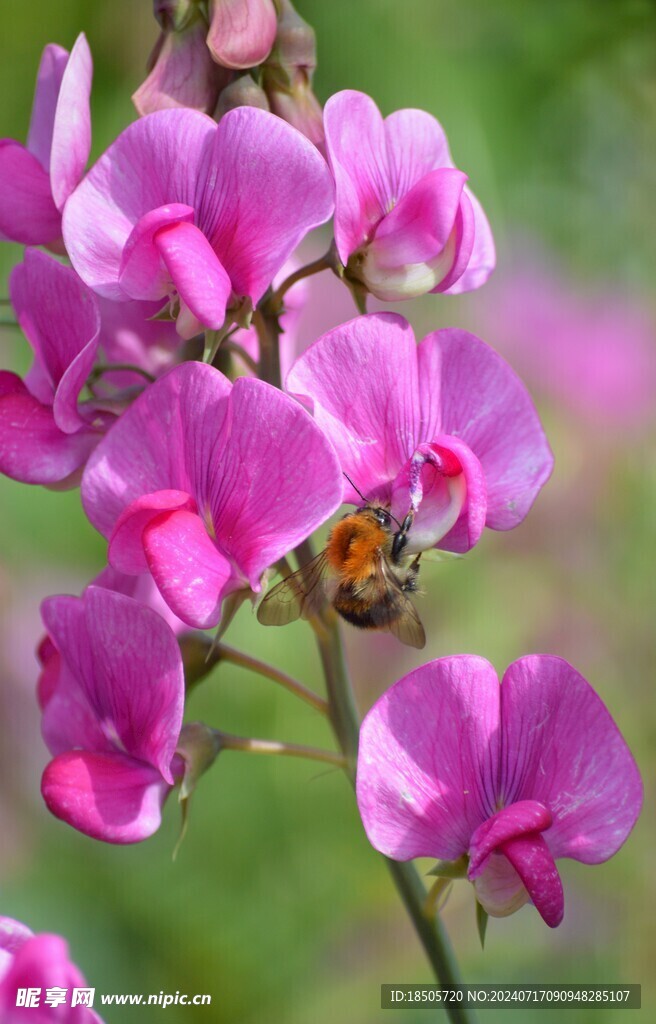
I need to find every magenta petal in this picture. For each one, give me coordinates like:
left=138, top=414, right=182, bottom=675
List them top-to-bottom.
left=207, top=0, right=277, bottom=69
left=133, top=20, right=227, bottom=115
left=49, top=32, right=93, bottom=210
left=26, top=43, right=69, bottom=167
left=324, top=90, right=391, bottom=262
left=205, top=106, right=334, bottom=303
left=384, top=108, right=452, bottom=199
left=63, top=109, right=217, bottom=299
left=0, top=141, right=61, bottom=244
left=370, top=168, right=467, bottom=267
left=444, top=188, right=496, bottom=294
left=431, top=189, right=475, bottom=294
left=119, top=203, right=196, bottom=300
left=155, top=220, right=232, bottom=330
left=287, top=312, right=419, bottom=504
left=417, top=329, right=553, bottom=532
left=82, top=362, right=232, bottom=538
left=209, top=376, right=343, bottom=587
left=0, top=388, right=98, bottom=484
left=109, top=489, right=197, bottom=573
left=143, top=508, right=233, bottom=628
left=42, top=587, right=184, bottom=781
left=41, top=653, right=111, bottom=758
left=356, top=656, right=500, bottom=861
left=500, top=656, right=643, bottom=864
left=42, top=750, right=170, bottom=843
left=468, top=800, right=552, bottom=877
left=501, top=834, right=564, bottom=928
left=0, top=918, right=33, bottom=955
left=0, top=933, right=89, bottom=1016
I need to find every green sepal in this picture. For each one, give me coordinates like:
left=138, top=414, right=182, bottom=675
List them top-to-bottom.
left=426, top=854, right=469, bottom=879
left=475, top=900, right=489, bottom=949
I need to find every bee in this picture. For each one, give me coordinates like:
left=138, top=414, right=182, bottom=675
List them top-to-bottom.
left=257, top=484, right=426, bottom=649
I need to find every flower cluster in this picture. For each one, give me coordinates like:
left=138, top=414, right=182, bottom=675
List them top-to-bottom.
left=0, top=0, right=643, bottom=1007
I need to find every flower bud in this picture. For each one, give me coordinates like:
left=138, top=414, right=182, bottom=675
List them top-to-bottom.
left=207, top=0, right=278, bottom=70
left=262, top=0, right=324, bottom=148
left=134, top=7, right=231, bottom=115
left=215, top=73, right=270, bottom=119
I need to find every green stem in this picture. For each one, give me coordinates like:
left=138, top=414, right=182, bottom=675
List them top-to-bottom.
left=270, top=250, right=333, bottom=308
left=253, top=306, right=282, bottom=389
left=214, top=642, right=329, bottom=716
left=216, top=731, right=345, bottom=768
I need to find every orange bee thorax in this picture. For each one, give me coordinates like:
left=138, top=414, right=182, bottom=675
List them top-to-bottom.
left=325, top=514, right=389, bottom=583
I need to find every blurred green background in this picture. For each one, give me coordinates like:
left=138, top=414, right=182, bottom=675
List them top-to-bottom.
left=1, top=1, right=655, bottom=1021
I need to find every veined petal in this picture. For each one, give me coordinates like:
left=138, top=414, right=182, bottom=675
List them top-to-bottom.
left=207, top=0, right=277, bottom=69
left=133, top=19, right=227, bottom=116
left=50, top=32, right=93, bottom=210
left=26, top=43, right=68, bottom=167
left=324, top=90, right=392, bottom=263
left=200, top=106, right=334, bottom=303
left=384, top=107, right=452, bottom=198
left=64, top=108, right=217, bottom=298
left=0, top=141, right=61, bottom=245
left=119, top=203, right=196, bottom=301
left=154, top=220, right=232, bottom=331
left=286, top=312, right=419, bottom=504
left=417, top=329, right=553, bottom=532
left=82, top=362, right=232, bottom=538
left=209, top=376, right=343, bottom=587
left=0, top=386, right=99, bottom=485
left=109, top=489, right=198, bottom=573
left=142, top=508, right=234, bottom=628
left=356, top=656, right=500, bottom=861
left=500, top=656, right=643, bottom=864
left=42, top=750, right=170, bottom=844
left=468, top=800, right=553, bottom=877
left=500, top=833, right=564, bottom=928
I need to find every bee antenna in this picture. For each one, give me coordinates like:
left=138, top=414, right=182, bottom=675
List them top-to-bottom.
left=342, top=472, right=369, bottom=505
left=388, top=512, right=402, bottom=529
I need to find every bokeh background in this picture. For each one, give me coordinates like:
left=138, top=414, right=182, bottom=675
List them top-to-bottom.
left=1, top=1, right=655, bottom=1021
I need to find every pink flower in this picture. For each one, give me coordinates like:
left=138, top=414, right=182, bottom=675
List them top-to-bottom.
left=207, top=0, right=278, bottom=70
left=262, top=0, right=325, bottom=150
left=0, top=34, right=91, bottom=247
left=323, top=90, right=495, bottom=300
left=63, top=106, right=333, bottom=340
left=0, top=250, right=105, bottom=486
left=0, top=251, right=178, bottom=487
left=287, top=313, right=553, bottom=554
left=81, top=362, right=343, bottom=628
left=39, top=587, right=184, bottom=843
left=357, top=655, right=642, bottom=927
left=0, top=916, right=103, bottom=1021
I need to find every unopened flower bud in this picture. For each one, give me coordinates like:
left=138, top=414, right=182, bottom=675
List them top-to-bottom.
left=207, top=0, right=278, bottom=70
left=262, top=0, right=324, bottom=148
left=134, top=7, right=232, bottom=115
left=215, top=73, right=270, bottom=119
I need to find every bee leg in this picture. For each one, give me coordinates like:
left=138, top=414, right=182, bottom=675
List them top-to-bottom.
left=392, top=512, right=415, bottom=562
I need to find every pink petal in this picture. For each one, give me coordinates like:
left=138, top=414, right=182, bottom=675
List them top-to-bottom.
left=207, top=0, right=277, bottom=69
left=133, top=20, right=227, bottom=115
left=49, top=33, right=93, bottom=210
left=26, top=43, right=68, bottom=167
left=323, top=90, right=392, bottom=263
left=203, top=106, right=334, bottom=303
left=384, top=107, right=452, bottom=199
left=63, top=108, right=217, bottom=299
left=0, top=141, right=61, bottom=245
left=367, top=167, right=467, bottom=267
left=431, top=188, right=475, bottom=294
left=444, top=188, right=496, bottom=294
left=119, top=203, right=195, bottom=301
left=154, top=220, right=232, bottom=331
left=287, top=312, right=419, bottom=504
left=417, top=329, right=553, bottom=531
left=82, top=362, right=232, bottom=537
left=208, top=376, right=344, bottom=587
left=0, top=387, right=98, bottom=485
left=109, top=489, right=198, bottom=573
left=142, top=508, right=234, bottom=628
left=42, top=587, right=184, bottom=781
left=41, top=652, right=112, bottom=758
left=356, top=656, right=500, bottom=861
left=500, top=656, right=643, bottom=864
left=42, top=750, right=170, bottom=844
left=468, top=800, right=553, bottom=877
left=501, top=834, right=564, bottom=928
left=0, top=919, right=34, bottom=955
left=0, top=933, right=91, bottom=1018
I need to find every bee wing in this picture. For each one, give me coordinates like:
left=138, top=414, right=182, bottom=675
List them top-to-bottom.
left=257, top=551, right=332, bottom=626
left=376, top=556, right=426, bottom=650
